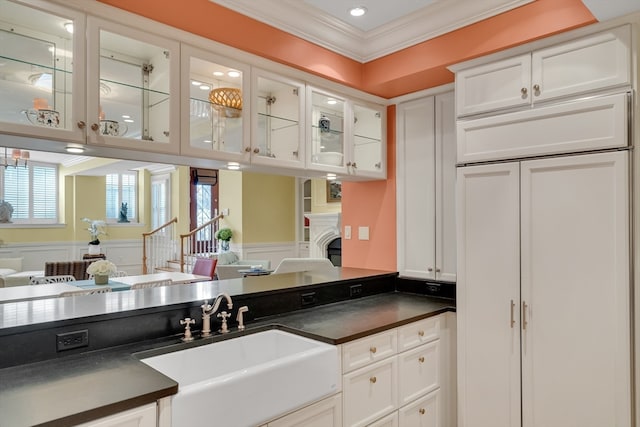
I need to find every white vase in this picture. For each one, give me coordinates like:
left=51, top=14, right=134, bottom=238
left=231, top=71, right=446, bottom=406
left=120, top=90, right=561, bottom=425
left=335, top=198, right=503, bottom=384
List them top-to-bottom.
left=88, top=244, right=101, bottom=255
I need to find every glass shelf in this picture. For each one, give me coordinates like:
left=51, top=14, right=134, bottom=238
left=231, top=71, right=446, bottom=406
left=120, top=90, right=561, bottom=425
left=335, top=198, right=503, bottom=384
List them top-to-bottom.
left=354, top=135, right=382, bottom=145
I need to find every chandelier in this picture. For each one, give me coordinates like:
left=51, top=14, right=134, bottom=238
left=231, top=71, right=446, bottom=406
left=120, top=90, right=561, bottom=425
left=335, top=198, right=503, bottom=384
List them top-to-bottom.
left=2, top=147, right=30, bottom=169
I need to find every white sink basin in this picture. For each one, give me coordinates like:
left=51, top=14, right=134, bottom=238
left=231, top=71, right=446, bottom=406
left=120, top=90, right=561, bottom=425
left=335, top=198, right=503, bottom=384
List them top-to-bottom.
left=141, top=329, right=340, bottom=427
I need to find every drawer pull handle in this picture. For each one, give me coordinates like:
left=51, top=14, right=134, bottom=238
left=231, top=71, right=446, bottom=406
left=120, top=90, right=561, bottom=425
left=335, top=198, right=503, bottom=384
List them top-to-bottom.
left=418, top=330, right=425, bottom=337
left=370, top=346, right=377, bottom=354
left=418, top=356, right=425, bottom=363
left=370, top=376, right=377, bottom=384
left=419, top=408, right=426, bottom=415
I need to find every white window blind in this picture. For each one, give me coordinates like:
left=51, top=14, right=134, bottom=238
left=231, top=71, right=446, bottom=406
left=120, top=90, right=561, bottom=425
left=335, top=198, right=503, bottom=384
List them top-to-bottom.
left=2, top=162, right=57, bottom=224
left=106, top=172, right=137, bottom=222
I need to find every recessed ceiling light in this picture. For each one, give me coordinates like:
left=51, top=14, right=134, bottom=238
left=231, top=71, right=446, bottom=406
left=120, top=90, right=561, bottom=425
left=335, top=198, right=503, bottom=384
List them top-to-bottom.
left=349, top=6, right=367, bottom=17
left=64, top=22, right=74, bottom=34
left=213, top=71, right=224, bottom=77
left=227, top=71, right=240, bottom=78
left=192, top=80, right=202, bottom=86
left=199, top=85, right=211, bottom=90
left=327, top=98, right=338, bottom=105
left=122, top=115, right=130, bottom=119
left=123, top=119, right=134, bottom=123
left=65, top=146, right=84, bottom=154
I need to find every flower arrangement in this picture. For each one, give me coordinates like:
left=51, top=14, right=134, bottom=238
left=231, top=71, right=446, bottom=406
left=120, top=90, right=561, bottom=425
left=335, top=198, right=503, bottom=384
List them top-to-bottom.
left=82, top=217, right=107, bottom=245
left=215, top=227, right=233, bottom=241
left=86, top=259, right=117, bottom=276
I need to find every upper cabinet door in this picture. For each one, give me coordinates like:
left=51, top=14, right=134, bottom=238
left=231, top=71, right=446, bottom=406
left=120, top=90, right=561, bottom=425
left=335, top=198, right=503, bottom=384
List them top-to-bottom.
left=0, top=0, right=86, bottom=143
left=86, top=16, right=180, bottom=154
left=531, top=25, right=631, bottom=104
left=180, top=44, right=250, bottom=162
left=455, top=54, right=531, bottom=117
left=251, top=68, right=305, bottom=169
left=306, top=86, right=348, bottom=174
left=350, top=101, right=386, bottom=179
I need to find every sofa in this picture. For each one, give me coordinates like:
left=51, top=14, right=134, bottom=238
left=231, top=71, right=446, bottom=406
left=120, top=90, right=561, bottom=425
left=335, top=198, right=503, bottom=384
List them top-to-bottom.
left=215, top=252, right=271, bottom=280
left=0, top=257, right=44, bottom=287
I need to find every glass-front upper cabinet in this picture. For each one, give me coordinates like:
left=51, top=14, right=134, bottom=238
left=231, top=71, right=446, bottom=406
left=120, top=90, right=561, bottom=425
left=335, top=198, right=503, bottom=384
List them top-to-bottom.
left=0, top=0, right=85, bottom=142
left=86, top=17, right=180, bottom=154
left=180, top=44, right=250, bottom=162
left=251, top=69, right=305, bottom=169
left=307, top=86, right=348, bottom=174
left=351, top=101, right=386, bottom=179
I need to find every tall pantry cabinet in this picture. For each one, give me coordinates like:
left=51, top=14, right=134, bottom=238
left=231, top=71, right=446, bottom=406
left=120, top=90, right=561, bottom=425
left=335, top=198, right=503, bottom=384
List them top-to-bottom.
left=454, top=23, right=633, bottom=427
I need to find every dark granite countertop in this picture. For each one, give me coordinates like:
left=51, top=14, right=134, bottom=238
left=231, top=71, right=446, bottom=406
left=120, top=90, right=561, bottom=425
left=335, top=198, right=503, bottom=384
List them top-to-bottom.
left=0, top=275, right=455, bottom=427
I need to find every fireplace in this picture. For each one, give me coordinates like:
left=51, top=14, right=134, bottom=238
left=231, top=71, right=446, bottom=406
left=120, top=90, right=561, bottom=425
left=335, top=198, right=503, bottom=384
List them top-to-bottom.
left=306, top=213, right=341, bottom=261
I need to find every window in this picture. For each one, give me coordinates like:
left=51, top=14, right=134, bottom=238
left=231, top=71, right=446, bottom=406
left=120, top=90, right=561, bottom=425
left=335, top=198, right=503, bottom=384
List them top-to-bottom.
left=1, top=162, right=57, bottom=224
left=106, top=172, right=137, bottom=222
left=151, top=174, right=171, bottom=229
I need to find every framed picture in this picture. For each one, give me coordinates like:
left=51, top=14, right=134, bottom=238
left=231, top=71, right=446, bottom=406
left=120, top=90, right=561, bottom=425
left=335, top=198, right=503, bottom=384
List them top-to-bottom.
left=326, top=180, right=342, bottom=203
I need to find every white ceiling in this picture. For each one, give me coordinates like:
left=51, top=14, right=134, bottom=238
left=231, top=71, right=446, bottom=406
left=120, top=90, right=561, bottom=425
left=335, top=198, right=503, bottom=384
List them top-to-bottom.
left=210, top=0, right=640, bottom=62
left=211, top=0, right=536, bottom=62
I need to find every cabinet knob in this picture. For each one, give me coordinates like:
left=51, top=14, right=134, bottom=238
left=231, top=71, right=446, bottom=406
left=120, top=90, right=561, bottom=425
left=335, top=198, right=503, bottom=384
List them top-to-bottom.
left=533, top=84, right=541, bottom=96
left=520, top=87, right=528, bottom=97
left=77, top=121, right=86, bottom=129
left=91, top=123, right=99, bottom=132
left=244, top=147, right=251, bottom=152
left=253, top=148, right=260, bottom=154
left=346, top=161, right=352, bottom=167
left=351, top=162, right=357, bottom=169
left=375, top=162, right=381, bottom=169
left=427, top=267, right=433, bottom=272
left=435, top=268, right=441, bottom=273
left=418, top=330, right=425, bottom=337
left=370, top=346, right=377, bottom=354
left=418, top=356, right=425, bottom=363
left=369, top=376, right=377, bottom=384
left=419, top=408, right=426, bottom=415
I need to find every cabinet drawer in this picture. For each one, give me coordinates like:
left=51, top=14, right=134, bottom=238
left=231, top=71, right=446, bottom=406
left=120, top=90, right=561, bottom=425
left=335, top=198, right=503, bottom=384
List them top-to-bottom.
left=457, top=92, right=628, bottom=164
left=398, top=316, right=440, bottom=352
left=342, top=329, right=397, bottom=373
left=398, top=341, right=440, bottom=406
left=343, top=357, right=398, bottom=427
left=398, top=389, right=440, bottom=427
left=75, top=403, right=157, bottom=427
left=369, top=411, right=398, bottom=427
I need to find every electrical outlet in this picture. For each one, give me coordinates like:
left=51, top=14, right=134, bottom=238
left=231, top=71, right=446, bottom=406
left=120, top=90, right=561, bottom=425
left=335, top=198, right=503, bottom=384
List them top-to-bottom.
left=350, top=284, right=363, bottom=298
left=301, top=292, right=317, bottom=307
left=56, top=330, right=89, bottom=352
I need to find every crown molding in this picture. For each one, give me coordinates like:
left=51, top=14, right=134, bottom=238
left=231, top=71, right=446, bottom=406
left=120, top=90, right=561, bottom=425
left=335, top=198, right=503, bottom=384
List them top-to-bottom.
left=211, top=0, right=534, bottom=62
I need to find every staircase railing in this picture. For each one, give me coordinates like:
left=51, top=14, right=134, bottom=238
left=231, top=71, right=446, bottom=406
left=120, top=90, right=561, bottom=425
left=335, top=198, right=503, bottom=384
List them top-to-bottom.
left=179, top=213, right=224, bottom=273
left=142, top=217, right=178, bottom=274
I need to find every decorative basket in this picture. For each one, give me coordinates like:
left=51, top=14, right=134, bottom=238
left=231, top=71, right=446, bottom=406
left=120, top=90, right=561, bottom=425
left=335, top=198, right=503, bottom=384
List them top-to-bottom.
left=209, top=87, right=242, bottom=118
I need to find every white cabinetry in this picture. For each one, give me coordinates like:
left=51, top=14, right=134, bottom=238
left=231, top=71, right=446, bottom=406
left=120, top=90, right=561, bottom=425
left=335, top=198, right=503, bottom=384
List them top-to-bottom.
left=86, top=16, right=180, bottom=154
left=455, top=25, right=631, bottom=117
left=180, top=45, right=250, bottom=161
left=252, top=68, right=306, bottom=169
left=397, top=91, right=456, bottom=281
left=457, top=151, right=632, bottom=427
left=342, top=314, right=455, bottom=427
left=267, top=394, right=342, bottom=427
left=75, top=403, right=156, bottom=427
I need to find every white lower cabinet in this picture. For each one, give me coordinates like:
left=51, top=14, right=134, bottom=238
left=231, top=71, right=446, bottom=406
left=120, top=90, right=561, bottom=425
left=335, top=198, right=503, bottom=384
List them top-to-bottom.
left=342, top=314, right=455, bottom=427
left=398, top=390, right=440, bottom=427
left=267, top=393, right=343, bottom=427
left=75, top=403, right=157, bottom=427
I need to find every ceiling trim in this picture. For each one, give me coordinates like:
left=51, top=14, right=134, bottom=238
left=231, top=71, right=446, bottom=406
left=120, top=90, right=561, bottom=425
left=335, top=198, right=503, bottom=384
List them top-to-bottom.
left=211, top=0, right=534, bottom=62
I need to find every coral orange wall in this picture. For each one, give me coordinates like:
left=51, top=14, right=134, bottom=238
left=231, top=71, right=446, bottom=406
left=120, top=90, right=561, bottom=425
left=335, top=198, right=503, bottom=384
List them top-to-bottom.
left=97, top=0, right=596, bottom=271
left=341, top=105, right=397, bottom=270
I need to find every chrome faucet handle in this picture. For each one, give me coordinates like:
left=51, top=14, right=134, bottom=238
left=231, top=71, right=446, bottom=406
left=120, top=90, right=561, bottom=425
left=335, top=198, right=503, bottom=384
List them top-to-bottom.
left=236, top=306, right=249, bottom=331
left=217, top=311, right=231, bottom=334
left=180, top=317, right=196, bottom=342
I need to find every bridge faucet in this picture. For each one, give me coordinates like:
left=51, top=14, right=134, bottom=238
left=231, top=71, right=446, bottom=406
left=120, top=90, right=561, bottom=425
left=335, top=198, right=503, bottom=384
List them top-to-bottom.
left=201, top=293, right=233, bottom=336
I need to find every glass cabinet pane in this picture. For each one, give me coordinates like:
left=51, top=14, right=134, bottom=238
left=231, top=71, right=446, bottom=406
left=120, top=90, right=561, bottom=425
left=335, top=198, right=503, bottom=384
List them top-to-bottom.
left=0, top=1, right=74, bottom=131
left=98, top=30, right=171, bottom=142
left=188, top=56, right=244, bottom=154
left=256, top=75, right=301, bottom=161
left=310, top=89, right=345, bottom=168
left=353, top=104, right=383, bottom=174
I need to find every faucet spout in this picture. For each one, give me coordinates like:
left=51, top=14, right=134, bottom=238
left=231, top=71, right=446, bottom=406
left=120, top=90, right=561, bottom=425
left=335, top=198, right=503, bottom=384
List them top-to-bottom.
left=203, top=292, right=233, bottom=316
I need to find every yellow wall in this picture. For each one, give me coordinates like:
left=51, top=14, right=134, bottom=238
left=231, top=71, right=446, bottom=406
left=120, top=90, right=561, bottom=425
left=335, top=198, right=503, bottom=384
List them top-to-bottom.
left=173, top=166, right=191, bottom=236
left=311, top=178, right=341, bottom=214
